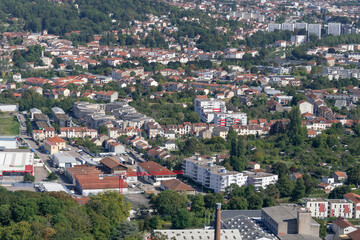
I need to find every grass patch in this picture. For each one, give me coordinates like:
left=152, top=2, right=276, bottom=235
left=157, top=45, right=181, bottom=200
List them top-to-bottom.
left=0, top=113, right=19, bottom=136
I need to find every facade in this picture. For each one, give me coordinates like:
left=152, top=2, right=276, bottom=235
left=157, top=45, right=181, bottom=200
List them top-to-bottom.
left=328, top=22, right=341, bottom=36
left=268, top=23, right=282, bottom=32
left=308, top=24, right=322, bottom=39
left=194, top=97, right=226, bottom=123
left=298, top=100, right=314, bottom=114
left=213, top=111, right=247, bottom=126
left=59, top=127, right=98, bottom=139
left=0, top=136, right=17, bottom=149
left=0, top=150, right=34, bottom=176
left=53, top=153, right=77, bottom=168
left=182, top=155, right=248, bottom=192
left=244, top=171, right=278, bottom=189
left=344, top=192, right=360, bottom=218
left=303, top=198, right=329, bottom=218
left=328, top=199, right=353, bottom=218
left=332, top=217, right=357, bottom=236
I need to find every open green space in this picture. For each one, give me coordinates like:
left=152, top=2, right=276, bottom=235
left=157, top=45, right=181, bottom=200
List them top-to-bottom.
left=0, top=112, right=19, bottom=136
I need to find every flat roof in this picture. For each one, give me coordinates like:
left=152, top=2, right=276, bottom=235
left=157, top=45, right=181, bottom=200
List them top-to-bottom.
left=0, top=151, right=34, bottom=172
left=40, top=183, right=69, bottom=193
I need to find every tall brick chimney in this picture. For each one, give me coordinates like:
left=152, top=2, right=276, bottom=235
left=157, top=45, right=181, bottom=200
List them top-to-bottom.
left=215, top=203, right=221, bottom=240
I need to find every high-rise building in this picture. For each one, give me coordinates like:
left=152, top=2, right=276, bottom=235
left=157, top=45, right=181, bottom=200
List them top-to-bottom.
left=295, top=22, right=308, bottom=30
left=328, top=22, right=341, bottom=36
left=268, top=23, right=281, bottom=32
left=282, top=23, right=295, bottom=31
left=308, top=24, right=322, bottom=39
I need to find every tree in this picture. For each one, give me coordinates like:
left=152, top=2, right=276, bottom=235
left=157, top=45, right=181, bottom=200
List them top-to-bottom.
left=287, top=106, right=306, bottom=145
left=270, top=121, right=285, bottom=135
left=99, top=125, right=109, bottom=135
left=272, top=162, right=288, bottom=178
left=347, top=165, right=360, bottom=186
left=47, top=172, right=58, bottom=181
left=23, top=173, right=35, bottom=183
left=276, top=176, right=294, bottom=198
left=290, top=177, right=306, bottom=202
left=329, top=186, right=351, bottom=199
left=153, top=190, right=187, bottom=215
left=204, top=193, right=225, bottom=210
left=190, top=194, right=205, bottom=217
left=247, top=194, right=263, bottom=210
left=228, top=196, right=247, bottom=210
left=172, top=209, right=192, bottom=229
left=112, top=221, right=143, bottom=240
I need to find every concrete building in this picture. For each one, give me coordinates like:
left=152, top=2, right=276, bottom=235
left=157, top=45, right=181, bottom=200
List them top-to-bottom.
left=295, top=22, right=308, bottom=30
left=328, top=22, right=341, bottom=36
left=268, top=23, right=282, bottom=32
left=282, top=23, right=295, bottom=32
left=308, top=24, right=322, bottom=39
left=194, top=97, right=227, bottom=123
left=298, top=100, right=314, bottom=114
left=0, top=104, right=19, bottom=112
left=214, top=111, right=247, bottom=126
left=0, top=136, right=17, bottom=149
left=43, top=136, right=66, bottom=155
left=0, top=150, right=34, bottom=176
left=53, top=152, right=77, bottom=168
left=182, top=155, right=248, bottom=192
left=243, top=171, right=278, bottom=189
left=344, top=192, right=360, bottom=218
left=303, top=198, right=329, bottom=218
left=328, top=199, right=353, bottom=218
left=262, top=205, right=320, bottom=239
left=332, top=217, right=357, bottom=236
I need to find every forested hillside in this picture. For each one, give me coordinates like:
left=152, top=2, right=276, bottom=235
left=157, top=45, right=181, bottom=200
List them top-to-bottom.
left=0, top=0, right=173, bottom=35
left=0, top=188, right=133, bottom=239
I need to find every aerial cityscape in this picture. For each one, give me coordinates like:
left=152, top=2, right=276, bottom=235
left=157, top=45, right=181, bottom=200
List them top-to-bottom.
left=1, top=0, right=360, bottom=239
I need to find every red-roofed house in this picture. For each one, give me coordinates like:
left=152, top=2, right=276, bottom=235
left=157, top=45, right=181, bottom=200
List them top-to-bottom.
left=331, top=171, right=348, bottom=183
left=344, top=193, right=360, bottom=218
left=332, top=217, right=357, bottom=236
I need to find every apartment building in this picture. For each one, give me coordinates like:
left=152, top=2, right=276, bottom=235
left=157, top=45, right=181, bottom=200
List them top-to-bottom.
left=194, top=97, right=226, bottom=123
left=213, top=111, right=247, bottom=127
left=59, top=127, right=98, bottom=139
left=182, top=155, right=248, bottom=192
left=243, top=171, right=278, bottom=189
left=344, top=193, right=360, bottom=218
left=303, top=198, right=353, bottom=218
left=303, top=198, right=329, bottom=218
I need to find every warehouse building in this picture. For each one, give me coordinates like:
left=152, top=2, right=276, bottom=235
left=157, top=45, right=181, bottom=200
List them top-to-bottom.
left=0, top=136, right=18, bottom=149
left=0, top=150, right=34, bottom=176
left=53, top=152, right=78, bottom=168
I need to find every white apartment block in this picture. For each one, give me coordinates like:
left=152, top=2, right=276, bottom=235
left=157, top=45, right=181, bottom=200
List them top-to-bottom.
left=268, top=23, right=281, bottom=32
left=282, top=23, right=295, bottom=32
left=328, top=23, right=341, bottom=36
left=308, top=24, right=322, bottom=39
left=194, top=98, right=226, bottom=123
left=298, top=100, right=314, bottom=114
left=214, top=111, right=247, bottom=127
left=182, top=156, right=248, bottom=193
left=243, top=171, right=278, bottom=189
left=344, top=192, right=360, bottom=218
left=303, top=198, right=353, bottom=218
left=304, top=198, right=329, bottom=218
left=328, top=199, right=353, bottom=218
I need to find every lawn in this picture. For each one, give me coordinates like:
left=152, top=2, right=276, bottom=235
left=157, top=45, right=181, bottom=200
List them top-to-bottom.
left=0, top=113, right=19, bottom=136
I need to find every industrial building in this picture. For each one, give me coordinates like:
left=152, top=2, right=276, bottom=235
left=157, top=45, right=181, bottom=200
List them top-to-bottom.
left=0, top=136, right=18, bottom=149
left=0, top=150, right=34, bottom=176
left=53, top=152, right=78, bottom=168
left=262, top=205, right=320, bottom=239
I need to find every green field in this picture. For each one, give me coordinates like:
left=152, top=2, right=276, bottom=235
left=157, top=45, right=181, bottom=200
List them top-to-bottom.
left=0, top=113, right=19, bottom=136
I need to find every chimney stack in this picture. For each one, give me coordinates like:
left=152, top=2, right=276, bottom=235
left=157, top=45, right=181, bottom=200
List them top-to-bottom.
left=215, top=203, right=221, bottom=240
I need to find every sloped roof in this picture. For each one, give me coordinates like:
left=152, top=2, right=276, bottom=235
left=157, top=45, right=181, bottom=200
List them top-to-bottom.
left=100, top=157, right=127, bottom=170
left=161, top=179, right=195, bottom=192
